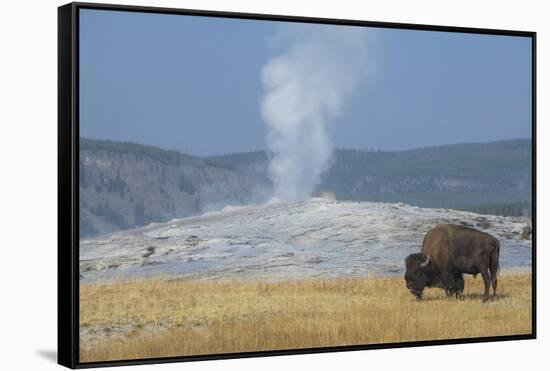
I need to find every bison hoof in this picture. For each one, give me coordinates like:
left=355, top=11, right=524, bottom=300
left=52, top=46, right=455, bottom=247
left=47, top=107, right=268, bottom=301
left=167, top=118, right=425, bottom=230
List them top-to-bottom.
left=456, top=292, right=465, bottom=300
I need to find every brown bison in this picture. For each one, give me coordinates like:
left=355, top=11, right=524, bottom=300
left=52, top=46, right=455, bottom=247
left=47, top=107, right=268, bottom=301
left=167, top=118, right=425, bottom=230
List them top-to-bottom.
left=404, top=224, right=500, bottom=302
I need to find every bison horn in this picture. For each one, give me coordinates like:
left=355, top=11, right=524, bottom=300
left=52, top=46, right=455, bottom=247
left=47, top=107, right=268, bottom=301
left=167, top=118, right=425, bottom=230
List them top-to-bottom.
left=421, top=256, right=430, bottom=268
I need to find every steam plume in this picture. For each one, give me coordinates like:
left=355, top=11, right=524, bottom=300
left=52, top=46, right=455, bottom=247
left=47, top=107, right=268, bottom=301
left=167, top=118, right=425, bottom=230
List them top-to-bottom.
left=261, top=25, right=370, bottom=202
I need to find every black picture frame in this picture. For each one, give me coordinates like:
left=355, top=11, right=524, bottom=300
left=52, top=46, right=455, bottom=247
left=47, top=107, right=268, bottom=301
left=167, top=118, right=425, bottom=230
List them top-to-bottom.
left=58, top=2, right=537, bottom=368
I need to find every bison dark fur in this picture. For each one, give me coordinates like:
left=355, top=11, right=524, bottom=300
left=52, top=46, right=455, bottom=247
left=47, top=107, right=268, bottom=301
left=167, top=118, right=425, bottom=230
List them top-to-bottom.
left=404, top=224, right=500, bottom=302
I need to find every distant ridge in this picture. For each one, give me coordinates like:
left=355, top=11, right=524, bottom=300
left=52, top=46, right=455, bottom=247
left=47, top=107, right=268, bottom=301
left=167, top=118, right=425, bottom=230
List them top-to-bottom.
left=79, top=137, right=532, bottom=238
left=80, top=137, right=197, bottom=165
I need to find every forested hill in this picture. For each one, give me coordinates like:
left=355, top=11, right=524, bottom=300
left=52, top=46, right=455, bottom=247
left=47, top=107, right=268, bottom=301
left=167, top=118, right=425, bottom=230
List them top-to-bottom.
left=79, top=138, right=532, bottom=238
left=319, top=139, right=532, bottom=214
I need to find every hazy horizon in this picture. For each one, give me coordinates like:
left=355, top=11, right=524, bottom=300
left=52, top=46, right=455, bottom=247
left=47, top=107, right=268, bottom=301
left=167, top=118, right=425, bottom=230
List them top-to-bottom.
left=80, top=135, right=532, bottom=158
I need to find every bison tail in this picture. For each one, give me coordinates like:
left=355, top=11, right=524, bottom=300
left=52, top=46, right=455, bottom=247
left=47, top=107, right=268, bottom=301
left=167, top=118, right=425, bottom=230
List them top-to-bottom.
left=490, top=239, right=500, bottom=279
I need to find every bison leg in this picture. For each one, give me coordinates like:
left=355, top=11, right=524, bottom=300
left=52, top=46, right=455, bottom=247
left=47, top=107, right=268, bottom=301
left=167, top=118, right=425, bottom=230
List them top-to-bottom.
left=490, top=267, right=498, bottom=298
left=480, top=268, right=491, bottom=303
left=440, top=271, right=455, bottom=295
left=454, top=273, right=465, bottom=300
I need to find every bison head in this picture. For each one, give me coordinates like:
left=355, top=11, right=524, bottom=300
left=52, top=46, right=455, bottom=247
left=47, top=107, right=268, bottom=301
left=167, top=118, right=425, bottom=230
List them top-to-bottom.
left=404, top=253, right=434, bottom=299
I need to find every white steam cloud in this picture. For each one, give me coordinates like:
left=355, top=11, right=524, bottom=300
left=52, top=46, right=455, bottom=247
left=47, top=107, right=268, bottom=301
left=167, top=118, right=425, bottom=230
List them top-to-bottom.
left=261, top=25, right=370, bottom=202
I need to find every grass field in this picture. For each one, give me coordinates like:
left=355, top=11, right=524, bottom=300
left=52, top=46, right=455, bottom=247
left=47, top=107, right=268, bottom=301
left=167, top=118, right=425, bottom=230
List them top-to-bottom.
left=79, top=273, right=532, bottom=363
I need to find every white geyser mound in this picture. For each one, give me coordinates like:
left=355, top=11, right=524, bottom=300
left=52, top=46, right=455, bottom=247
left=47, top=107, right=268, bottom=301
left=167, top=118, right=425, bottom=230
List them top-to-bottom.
left=261, top=25, right=370, bottom=203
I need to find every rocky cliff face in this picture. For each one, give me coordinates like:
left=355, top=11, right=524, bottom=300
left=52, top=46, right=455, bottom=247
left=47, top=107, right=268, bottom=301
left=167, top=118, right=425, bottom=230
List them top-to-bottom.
left=79, top=138, right=532, bottom=238
left=79, top=145, right=271, bottom=237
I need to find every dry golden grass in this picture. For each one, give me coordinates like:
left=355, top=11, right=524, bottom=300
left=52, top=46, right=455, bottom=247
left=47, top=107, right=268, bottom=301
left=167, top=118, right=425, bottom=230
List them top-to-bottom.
left=80, top=273, right=532, bottom=363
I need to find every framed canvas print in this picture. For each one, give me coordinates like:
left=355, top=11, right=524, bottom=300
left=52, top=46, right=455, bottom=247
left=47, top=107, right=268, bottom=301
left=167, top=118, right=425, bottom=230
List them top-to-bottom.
left=58, top=2, right=536, bottom=368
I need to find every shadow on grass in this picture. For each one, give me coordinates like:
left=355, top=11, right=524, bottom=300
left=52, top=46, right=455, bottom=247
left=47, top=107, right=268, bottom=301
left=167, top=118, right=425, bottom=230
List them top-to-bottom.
left=418, top=293, right=509, bottom=302
left=462, top=293, right=509, bottom=301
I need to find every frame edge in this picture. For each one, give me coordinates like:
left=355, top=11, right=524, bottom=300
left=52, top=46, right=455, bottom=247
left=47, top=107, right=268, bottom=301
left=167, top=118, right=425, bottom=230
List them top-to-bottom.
left=72, top=1, right=536, bottom=36
left=58, top=2, right=78, bottom=369
left=63, top=2, right=537, bottom=368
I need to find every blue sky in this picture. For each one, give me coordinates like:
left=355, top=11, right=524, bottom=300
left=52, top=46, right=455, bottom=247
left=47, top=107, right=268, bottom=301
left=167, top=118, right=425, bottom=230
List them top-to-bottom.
left=80, top=9, right=532, bottom=156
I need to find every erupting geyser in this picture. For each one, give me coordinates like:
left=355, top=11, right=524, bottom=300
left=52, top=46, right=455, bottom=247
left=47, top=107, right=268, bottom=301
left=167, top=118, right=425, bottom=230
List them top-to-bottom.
left=260, top=25, right=370, bottom=202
